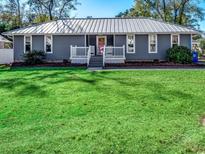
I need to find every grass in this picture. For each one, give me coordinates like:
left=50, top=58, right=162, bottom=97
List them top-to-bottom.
left=0, top=67, right=205, bottom=153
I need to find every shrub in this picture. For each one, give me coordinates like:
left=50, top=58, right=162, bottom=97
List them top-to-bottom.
left=167, top=46, right=192, bottom=64
left=24, top=50, right=46, bottom=65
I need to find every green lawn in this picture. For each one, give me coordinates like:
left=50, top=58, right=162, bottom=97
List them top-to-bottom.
left=0, top=67, right=205, bottom=153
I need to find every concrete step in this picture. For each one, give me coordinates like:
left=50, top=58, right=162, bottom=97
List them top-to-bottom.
left=89, top=56, right=103, bottom=67
left=90, top=58, right=103, bottom=61
left=90, top=60, right=103, bottom=63
left=89, top=63, right=103, bottom=67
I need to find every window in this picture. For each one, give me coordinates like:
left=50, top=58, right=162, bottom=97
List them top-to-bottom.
left=149, top=34, right=157, bottom=53
left=171, top=34, right=179, bottom=47
left=44, top=35, right=52, bottom=53
left=127, top=35, right=135, bottom=53
left=24, top=36, right=32, bottom=53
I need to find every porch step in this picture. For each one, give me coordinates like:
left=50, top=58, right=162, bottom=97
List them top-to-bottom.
left=89, top=56, right=103, bottom=67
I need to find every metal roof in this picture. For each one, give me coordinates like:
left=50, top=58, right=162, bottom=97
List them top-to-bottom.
left=3, top=18, right=199, bottom=35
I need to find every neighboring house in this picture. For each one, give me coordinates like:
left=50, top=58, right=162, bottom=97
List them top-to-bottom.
left=3, top=17, right=199, bottom=67
left=0, top=35, right=12, bottom=49
left=0, top=35, right=14, bottom=64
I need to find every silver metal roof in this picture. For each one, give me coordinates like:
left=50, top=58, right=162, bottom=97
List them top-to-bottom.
left=3, top=18, right=199, bottom=35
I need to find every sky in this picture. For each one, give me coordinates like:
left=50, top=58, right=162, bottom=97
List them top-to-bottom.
left=71, top=0, right=205, bottom=31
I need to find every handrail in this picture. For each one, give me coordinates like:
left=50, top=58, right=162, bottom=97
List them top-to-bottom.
left=103, top=45, right=106, bottom=67
left=123, top=45, right=125, bottom=59
left=87, top=46, right=91, bottom=67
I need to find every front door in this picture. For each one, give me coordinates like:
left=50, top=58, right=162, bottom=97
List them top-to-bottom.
left=97, top=36, right=106, bottom=55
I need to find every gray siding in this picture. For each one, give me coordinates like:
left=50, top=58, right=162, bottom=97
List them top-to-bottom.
left=13, top=34, right=192, bottom=62
left=115, top=34, right=171, bottom=61
left=157, top=34, right=171, bottom=60
left=180, top=34, right=191, bottom=49
left=14, top=35, right=24, bottom=61
left=14, top=35, right=85, bottom=61
left=32, top=35, right=44, bottom=51
left=46, top=35, right=85, bottom=61
left=115, top=35, right=126, bottom=47
left=127, top=35, right=148, bottom=60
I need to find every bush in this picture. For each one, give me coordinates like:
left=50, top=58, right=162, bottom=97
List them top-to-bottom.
left=167, top=46, right=192, bottom=64
left=24, top=50, right=45, bottom=65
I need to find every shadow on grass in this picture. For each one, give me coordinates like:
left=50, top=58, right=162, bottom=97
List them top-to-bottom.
left=0, top=67, right=197, bottom=101
left=0, top=77, right=48, bottom=97
left=17, top=84, right=47, bottom=97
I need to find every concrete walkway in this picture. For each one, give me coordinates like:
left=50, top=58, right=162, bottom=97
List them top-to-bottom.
left=86, top=67, right=205, bottom=72
left=87, top=67, right=103, bottom=71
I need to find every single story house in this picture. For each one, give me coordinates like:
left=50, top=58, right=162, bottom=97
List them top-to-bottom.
left=3, top=17, right=199, bottom=67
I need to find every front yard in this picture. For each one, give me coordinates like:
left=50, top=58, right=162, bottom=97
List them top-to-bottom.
left=0, top=67, right=205, bottom=153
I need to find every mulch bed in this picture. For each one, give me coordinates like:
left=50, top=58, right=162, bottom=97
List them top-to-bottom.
left=9, top=61, right=205, bottom=69
left=105, top=61, right=205, bottom=69
left=11, top=62, right=86, bottom=67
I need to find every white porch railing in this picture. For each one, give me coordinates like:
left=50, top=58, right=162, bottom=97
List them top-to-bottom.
left=70, top=45, right=125, bottom=66
left=103, top=45, right=125, bottom=66
left=70, top=46, right=89, bottom=59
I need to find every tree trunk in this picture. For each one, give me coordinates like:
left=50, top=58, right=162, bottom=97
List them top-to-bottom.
left=16, top=0, right=22, bottom=27
left=48, top=0, right=54, bottom=20
left=162, top=0, right=167, bottom=21
left=179, top=0, right=189, bottom=25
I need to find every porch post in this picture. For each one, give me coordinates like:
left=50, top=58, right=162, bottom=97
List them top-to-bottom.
left=70, top=45, right=72, bottom=59
left=103, top=45, right=106, bottom=67
left=123, top=45, right=126, bottom=59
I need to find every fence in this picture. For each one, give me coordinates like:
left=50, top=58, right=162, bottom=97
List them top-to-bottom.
left=0, top=49, right=14, bottom=64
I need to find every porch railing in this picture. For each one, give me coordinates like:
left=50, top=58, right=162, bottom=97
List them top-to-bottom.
left=70, top=45, right=89, bottom=59
left=70, top=45, right=125, bottom=66
left=103, top=45, right=125, bottom=66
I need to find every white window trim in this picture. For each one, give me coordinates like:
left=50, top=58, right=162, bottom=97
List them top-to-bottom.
left=126, top=34, right=135, bottom=54
left=148, top=34, right=158, bottom=53
left=171, top=34, right=180, bottom=47
left=24, top=35, right=32, bottom=53
left=44, top=35, right=53, bottom=54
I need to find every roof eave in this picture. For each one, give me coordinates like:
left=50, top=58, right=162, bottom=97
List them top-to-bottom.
left=7, top=31, right=201, bottom=35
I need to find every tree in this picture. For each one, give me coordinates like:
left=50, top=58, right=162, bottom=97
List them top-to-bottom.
left=0, top=0, right=26, bottom=31
left=0, top=0, right=79, bottom=32
left=28, top=0, right=79, bottom=21
left=116, top=0, right=204, bottom=28
left=200, top=39, right=205, bottom=54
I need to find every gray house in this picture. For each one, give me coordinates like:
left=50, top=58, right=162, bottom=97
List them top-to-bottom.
left=3, top=18, right=199, bottom=67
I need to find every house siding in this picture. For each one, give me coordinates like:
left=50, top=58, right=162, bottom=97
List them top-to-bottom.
left=13, top=34, right=192, bottom=62
left=157, top=34, right=171, bottom=60
left=180, top=34, right=191, bottom=49
left=14, top=35, right=24, bottom=61
left=14, top=35, right=85, bottom=62
left=32, top=35, right=44, bottom=51
left=47, top=35, right=85, bottom=61
left=115, top=35, right=126, bottom=47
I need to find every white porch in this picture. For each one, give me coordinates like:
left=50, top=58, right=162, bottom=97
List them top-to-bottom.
left=70, top=45, right=126, bottom=66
